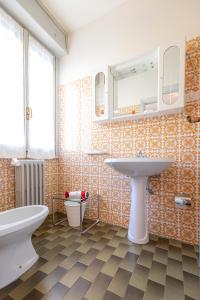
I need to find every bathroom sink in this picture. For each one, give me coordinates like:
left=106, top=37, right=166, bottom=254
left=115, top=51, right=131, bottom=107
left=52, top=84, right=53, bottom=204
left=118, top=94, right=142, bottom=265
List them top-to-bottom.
left=104, top=156, right=174, bottom=244
left=104, top=157, right=174, bottom=177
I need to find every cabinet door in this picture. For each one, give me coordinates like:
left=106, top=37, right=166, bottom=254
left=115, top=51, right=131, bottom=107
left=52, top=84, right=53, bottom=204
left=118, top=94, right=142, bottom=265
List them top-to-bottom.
left=158, top=40, right=185, bottom=112
left=92, top=68, right=112, bottom=122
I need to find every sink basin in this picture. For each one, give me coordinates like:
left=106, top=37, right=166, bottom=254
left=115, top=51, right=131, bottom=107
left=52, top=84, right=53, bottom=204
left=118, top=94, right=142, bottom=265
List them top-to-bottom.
left=104, top=157, right=174, bottom=244
left=104, top=157, right=174, bottom=177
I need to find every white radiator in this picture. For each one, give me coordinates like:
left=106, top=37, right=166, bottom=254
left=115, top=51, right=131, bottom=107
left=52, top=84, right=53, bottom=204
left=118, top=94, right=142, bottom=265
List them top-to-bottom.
left=15, top=160, right=44, bottom=207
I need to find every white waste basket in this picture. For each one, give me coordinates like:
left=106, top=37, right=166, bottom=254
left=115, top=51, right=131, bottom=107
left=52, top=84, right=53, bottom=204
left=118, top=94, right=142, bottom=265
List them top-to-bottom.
left=64, top=200, right=86, bottom=227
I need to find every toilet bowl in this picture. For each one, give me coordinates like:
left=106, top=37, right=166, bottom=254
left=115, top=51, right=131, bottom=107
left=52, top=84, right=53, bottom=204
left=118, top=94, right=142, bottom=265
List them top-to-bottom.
left=0, top=205, right=48, bottom=289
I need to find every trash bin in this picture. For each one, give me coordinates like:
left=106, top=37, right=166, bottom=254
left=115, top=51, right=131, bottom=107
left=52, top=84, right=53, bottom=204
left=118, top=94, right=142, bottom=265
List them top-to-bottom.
left=64, top=200, right=86, bottom=227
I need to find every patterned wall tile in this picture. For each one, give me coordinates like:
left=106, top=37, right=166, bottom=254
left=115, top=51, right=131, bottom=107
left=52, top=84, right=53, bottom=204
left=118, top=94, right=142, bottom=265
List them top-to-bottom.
left=57, top=37, right=200, bottom=245
left=0, top=159, right=15, bottom=212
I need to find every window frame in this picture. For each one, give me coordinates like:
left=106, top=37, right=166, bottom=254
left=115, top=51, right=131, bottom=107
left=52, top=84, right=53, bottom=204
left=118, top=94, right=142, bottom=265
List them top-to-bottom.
left=0, top=6, right=57, bottom=158
left=24, top=30, right=57, bottom=158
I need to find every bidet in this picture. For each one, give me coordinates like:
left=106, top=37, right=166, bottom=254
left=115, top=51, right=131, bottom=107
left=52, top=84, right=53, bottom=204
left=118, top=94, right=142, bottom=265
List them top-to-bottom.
left=0, top=205, right=48, bottom=288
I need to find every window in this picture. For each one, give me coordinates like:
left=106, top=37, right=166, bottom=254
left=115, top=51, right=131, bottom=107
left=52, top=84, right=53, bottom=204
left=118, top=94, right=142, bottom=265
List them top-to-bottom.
left=0, top=8, right=56, bottom=159
left=0, top=8, right=25, bottom=157
left=28, top=36, right=55, bottom=158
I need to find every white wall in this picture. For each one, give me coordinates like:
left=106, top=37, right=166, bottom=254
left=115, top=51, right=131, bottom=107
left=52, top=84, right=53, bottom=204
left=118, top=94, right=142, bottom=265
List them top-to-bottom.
left=59, top=0, right=200, bottom=84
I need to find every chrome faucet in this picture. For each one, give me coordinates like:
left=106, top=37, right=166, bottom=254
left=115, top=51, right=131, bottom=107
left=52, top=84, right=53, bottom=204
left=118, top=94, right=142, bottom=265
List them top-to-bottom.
left=136, top=150, right=145, bottom=158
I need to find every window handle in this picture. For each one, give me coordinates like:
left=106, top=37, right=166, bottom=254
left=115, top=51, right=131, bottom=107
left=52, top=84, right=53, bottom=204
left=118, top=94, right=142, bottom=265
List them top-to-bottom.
left=26, top=107, right=32, bottom=120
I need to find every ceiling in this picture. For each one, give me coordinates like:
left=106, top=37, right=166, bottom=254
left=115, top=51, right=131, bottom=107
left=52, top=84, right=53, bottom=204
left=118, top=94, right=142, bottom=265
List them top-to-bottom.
left=40, top=0, right=128, bottom=32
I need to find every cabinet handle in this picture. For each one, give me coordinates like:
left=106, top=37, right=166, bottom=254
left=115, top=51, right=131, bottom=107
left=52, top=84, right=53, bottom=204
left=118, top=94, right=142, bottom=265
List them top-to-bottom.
left=26, top=107, right=32, bottom=120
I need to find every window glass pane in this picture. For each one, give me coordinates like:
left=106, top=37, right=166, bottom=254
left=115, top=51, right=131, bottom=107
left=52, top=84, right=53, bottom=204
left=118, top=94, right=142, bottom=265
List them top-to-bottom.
left=0, top=8, right=25, bottom=157
left=28, top=36, right=55, bottom=158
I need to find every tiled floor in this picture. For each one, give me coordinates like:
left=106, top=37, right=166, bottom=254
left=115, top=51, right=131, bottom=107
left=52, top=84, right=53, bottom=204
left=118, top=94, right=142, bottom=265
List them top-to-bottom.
left=1, top=217, right=200, bottom=300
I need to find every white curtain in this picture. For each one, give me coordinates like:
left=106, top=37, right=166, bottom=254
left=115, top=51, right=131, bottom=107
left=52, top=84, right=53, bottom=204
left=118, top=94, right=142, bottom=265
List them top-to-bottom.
left=0, top=8, right=25, bottom=158
left=28, top=36, right=55, bottom=159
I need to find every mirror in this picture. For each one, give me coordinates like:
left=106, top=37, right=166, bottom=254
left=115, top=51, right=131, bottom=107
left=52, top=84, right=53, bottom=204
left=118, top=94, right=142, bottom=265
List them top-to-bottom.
left=93, top=40, right=184, bottom=122
left=162, top=46, right=180, bottom=105
left=112, top=51, right=158, bottom=117
left=95, top=72, right=106, bottom=117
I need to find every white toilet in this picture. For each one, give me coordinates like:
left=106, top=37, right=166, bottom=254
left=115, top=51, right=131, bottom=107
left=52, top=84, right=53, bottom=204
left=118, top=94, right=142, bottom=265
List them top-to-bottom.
left=64, top=201, right=86, bottom=227
left=0, top=205, right=48, bottom=288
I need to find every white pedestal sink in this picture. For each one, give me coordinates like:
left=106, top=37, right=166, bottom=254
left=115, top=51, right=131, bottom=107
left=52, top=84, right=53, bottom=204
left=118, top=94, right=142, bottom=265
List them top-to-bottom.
left=104, top=157, right=174, bottom=244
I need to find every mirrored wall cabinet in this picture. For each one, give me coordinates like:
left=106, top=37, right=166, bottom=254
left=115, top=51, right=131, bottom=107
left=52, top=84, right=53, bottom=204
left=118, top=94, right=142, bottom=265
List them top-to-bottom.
left=92, top=39, right=185, bottom=122
left=158, top=41, right=185, bottom=113
left=92, top=69, right=113, bottom=122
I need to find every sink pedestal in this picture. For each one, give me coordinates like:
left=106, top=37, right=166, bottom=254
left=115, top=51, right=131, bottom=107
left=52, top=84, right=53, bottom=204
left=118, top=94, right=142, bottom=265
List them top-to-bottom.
left=104, top=157, right=174, bottom=245
left=128, top=177, right=149, bottom=244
